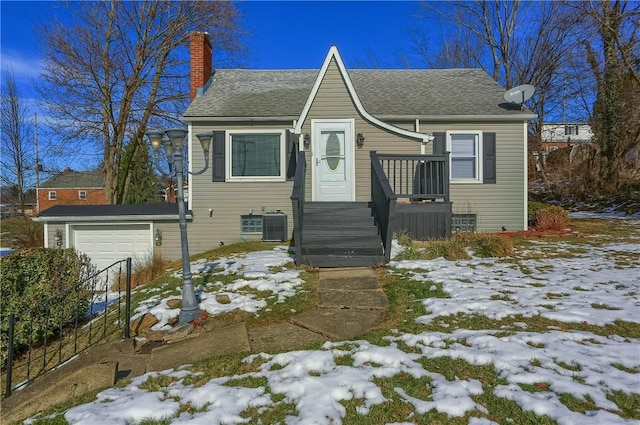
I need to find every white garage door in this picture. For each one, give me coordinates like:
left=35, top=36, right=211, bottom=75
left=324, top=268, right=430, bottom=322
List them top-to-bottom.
left=72, top=224, right=153, bottom=271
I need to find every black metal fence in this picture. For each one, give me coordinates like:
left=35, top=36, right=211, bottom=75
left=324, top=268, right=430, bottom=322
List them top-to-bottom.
left=2, top=258, right=132, bottom=398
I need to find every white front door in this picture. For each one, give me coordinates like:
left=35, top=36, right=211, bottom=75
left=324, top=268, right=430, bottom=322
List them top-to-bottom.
left=312, top=120, right=355, bottom=201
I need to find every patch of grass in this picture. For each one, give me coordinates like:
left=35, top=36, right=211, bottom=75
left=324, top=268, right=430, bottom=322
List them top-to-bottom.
left=545, top=292, right=569, bottom=299
left=490, top=294, right=513, bottom=302
left=590, top=303, right=621, bottom=310
left=556, top=361, right=581, bottom=372
left=611, top=363, right=639, bottom=374
left=139, top=374, right=181, bottom=392
left=224, top=376, right=268, bottom=388
left=519, top=382, right=551, bottom=393
left=607, top=391, right=640, bottom=419
left=558, top=393, right=596, bottom=414
left=241, top=400, right=297, bottom=424
left=138, top=419, right=172, bottom=425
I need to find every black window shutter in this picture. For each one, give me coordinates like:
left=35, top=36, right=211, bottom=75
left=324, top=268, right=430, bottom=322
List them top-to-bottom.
left=212, top=130, right=225, bottom=182
left=286, top=130, right=297, bottom=180
left=433, top=132, right=446, bottom=155
left=483, top=132, right=496, bottom=184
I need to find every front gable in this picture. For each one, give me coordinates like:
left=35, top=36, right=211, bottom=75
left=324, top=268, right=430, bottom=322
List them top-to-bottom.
left=294, top=46, right=432, bottom=143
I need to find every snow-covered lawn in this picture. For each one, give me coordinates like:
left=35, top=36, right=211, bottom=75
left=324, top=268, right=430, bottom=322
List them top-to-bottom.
left=29, top=219, right=640, bottom=425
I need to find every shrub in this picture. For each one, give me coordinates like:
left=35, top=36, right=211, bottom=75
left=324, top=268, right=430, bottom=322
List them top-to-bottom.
left=528, top=201, right=548, bottom=227
left=535, top=205, right=570, bottom=231
left=0, top=216, right=44, bottom=249
left=393, top=230, right=413, bottom=247
left=471, top=236, right=513, bottom=258
left=1, top=248, right=96, bottom=365
left=110, top=251, right=167, bottom=291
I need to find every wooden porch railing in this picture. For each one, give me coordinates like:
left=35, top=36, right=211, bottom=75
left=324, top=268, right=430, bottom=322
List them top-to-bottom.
left=290, top=151, right=306, bottom=265
left=370, top=151, right=398, bottom=263
left=376, top=153, right=450, bottom=202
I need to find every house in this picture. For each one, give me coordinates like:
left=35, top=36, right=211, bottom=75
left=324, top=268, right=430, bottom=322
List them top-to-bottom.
left=181, top=32, right=534, bottom=267
left=35, top=33, right=534, bottom=269
left=540, top=123, right=594, bottom=152
left=37, top=169, right=106, bottom=213
left=1, top=186, right=36, bottom=217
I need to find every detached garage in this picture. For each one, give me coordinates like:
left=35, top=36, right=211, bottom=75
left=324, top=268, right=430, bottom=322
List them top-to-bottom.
left=34, top=204, right=187, bottom=270
left=70, top=224, right=154, bottom=270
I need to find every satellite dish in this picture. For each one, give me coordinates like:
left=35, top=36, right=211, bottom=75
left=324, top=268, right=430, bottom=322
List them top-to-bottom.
left=503, top=84, right=535, bottom=110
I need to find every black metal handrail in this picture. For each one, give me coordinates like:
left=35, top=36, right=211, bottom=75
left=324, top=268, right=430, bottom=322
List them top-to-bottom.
left=290, top=151, right=306, bottom=265
left=370, top=151, right=398, bottom=263
left=376, top=153, right=450, bottom=202
left=3, top=258, right=132, bottom=398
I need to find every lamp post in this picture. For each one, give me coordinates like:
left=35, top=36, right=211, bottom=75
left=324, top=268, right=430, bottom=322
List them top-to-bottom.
left=145, top=128, right=213, bottom=324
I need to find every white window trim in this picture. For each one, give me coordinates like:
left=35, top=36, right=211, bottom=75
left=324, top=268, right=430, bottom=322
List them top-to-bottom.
left=226, top=129, right=286, bottom=182
left=446, top=130, right=483, bottom=184
left=78, top=190, right=87, bottom=200
left=49, top=191, right=57, bottom=200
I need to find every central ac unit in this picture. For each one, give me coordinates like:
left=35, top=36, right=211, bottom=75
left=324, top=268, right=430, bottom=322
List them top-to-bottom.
left=262, top=212, right=288, bottom=242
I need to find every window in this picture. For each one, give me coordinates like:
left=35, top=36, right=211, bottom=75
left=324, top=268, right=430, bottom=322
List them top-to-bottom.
left=565, top=125, right=579, bottom=136
left=228, top=131, right=285, bottom=181
left=447, top=131, right=483, bottom=183
left=79, top=190, right=87, bottom=200
left=48, top=191, right=56, bottom=200
left=241, top=215, right=263, bottom=233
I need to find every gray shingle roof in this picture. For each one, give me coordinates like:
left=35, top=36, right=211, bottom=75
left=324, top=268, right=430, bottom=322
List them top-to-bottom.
left=183, top=68, right=523, bottom=119
left=40, top=171, right=105, bottom=189
left=38, top=203, right=181, bottom=217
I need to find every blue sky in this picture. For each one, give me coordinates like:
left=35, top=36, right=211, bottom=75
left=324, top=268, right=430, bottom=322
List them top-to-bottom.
left=0, top=1, right=431, bottom=171
left=1, top=1, right=428, bottom=96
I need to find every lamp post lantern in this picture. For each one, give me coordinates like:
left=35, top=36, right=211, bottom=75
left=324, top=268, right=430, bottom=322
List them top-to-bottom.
left=145, top=128, right=214, bottom=324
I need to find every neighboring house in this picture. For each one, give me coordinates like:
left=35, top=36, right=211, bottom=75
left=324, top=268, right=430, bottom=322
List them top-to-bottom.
left=34, top=33, right=534, bottom=269
left=540, top=123, right=594, bottom=152
left=37, top=169, right=106, bottom=212
left=1, top=187, right=36, bottom=217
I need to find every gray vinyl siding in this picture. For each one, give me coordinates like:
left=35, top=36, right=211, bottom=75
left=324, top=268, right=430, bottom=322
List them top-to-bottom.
left=188, top=122, right=294, bottom=253
left=418, top=122, right=527, bottom=232
left=153, top=222, right=182, bottom=261
left=46, top=224, right=61, bottom=249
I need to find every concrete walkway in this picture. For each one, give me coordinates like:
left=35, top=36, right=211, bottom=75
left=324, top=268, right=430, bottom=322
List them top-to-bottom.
left=2, top=267, right=388, bottom=424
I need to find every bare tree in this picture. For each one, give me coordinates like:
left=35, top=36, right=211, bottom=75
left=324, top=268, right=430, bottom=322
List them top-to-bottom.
left=575, top=0, right=640, bottom=192
left=36, top=1, right=245, bottom=204
left=416, top=1, right=521, bottom=87
left=414, top=2, right=580, bottom=174
left=1, top=70, right=34, bottom=214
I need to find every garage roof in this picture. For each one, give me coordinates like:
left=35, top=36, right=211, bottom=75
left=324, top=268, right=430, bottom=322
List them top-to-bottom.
left=34, top=203, right=191, bottom=222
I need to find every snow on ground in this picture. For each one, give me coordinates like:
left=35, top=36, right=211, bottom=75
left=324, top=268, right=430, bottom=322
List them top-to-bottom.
left=30, top=219, right=640, bottom=425
left=131, top=246, right=305, bottom=330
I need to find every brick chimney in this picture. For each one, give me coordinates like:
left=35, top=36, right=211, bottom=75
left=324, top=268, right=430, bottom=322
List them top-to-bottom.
left=190, top=32, right=213, bottom=100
